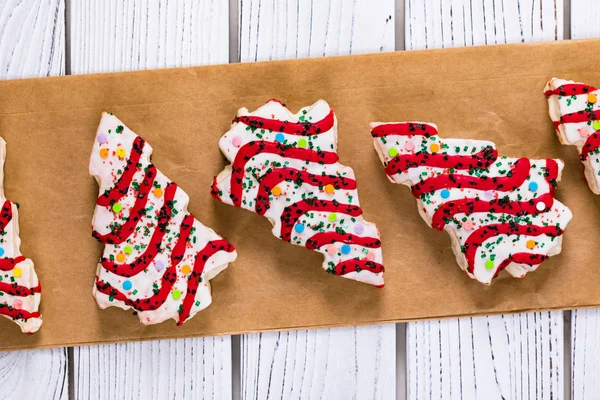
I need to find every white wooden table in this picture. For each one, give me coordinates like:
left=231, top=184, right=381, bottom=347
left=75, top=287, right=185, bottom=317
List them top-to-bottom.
left=0, top=0, right=597, bottom=399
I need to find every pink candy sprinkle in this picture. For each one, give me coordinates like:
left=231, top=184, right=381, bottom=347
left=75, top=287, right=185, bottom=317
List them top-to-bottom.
left=578, top=128, right=590, bottom=138
left=232, top=136, right=242, bottom=147
left=404, top=141, right=415, bottom=151
left=463, top=221, right=475, bottom=230
left=326, top=244, right=337, bottom=255
left=366, top=252, right=375, bottom=261
left=13, top=300, right=23, bottom=310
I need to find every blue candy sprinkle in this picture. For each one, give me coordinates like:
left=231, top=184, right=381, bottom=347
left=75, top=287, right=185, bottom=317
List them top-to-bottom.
left=275, top=133, right=285, bottom=143
left=528, top=182, right=539, bottom=192
left=441, top=189, right=450, bottom=199
left=294, top=223, right=305, bottom=233
left=341, top=244, right=351, bottom=254
left=0, top=248, right=4, bottom=257
left=122, top=280, right=132, bottom=291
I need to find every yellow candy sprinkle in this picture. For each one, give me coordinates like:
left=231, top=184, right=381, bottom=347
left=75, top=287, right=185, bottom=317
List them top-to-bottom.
left=430, top=143, right=440, bottom=153
left=116, top=147, right=126, bottom=159
left=99, top=148, right=109, bottom=158
left=325, top=184, right=335, bottom=194
left=272, top=186, right=282, bottom=196
left=526, top=240, right=536, bottom=249
left=182, top=265, right=191, bottom=275
left=13, top=267, right=22, bottom=278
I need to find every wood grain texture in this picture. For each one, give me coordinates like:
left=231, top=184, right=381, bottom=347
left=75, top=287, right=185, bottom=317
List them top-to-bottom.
left=0, top=0, right=65, bottom=79
left=69, top=0, right=229, bottom=74
left=238, top=0, right=395, bottom=62
left=405, top=0, right=563, bottom=50
left=571, top=0, right=600, bottom=39
left=0, top=1, right=68, bottom=399
left=69, top=1, right=233, bottom=399
left=238, top=1, right=396, bottom=398
left=405, top=1, right=566, bottom=398
left=570, top=6, right=600, bottom=400
left=408, top=313, right=563, bottom=400
left=242, top=326, right=396, bottom=400
left=74, top=337, right=232, bottom=400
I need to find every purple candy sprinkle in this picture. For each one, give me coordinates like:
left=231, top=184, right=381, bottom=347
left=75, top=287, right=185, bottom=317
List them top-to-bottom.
left=98, top=133, right=108, bottom=144
left=484, top=190, right=494, bottom=199
left=354, top=224, right=364, bottom=234
left=155, top=260, right=165, bottom=271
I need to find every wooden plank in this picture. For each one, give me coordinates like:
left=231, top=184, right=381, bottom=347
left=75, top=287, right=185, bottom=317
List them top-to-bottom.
left=0, top=0, right=65, bottom=78
left=69, top=0, right=229, bottom=74
left=239, top=0, right=395, bottom=62
left=405, top=0, right=564, bottom=50
left=571, top=0, right=600, bottom=39
left=0, top=1, right=68, bottom=399
left=69, top=1, right=232, bottom=399
left=238, top=1, right=396, bottom=398
left=404, top=1, right=566, bottom=399
left=570, top=4, right=600, bottom=399
left=408, top=313, right=563, bottom=399
left=242, top=326, right=396, bottom=400
left=73, top=337, right=232, bottom=400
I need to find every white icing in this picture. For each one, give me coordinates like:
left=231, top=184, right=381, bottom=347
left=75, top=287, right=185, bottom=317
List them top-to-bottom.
left=545, top=77, right=600, bottom=194
left=214, top=100, right=384, bottom=287
left=90, top=113, right=237, bottom=325
left=372, top=122, right=572, bottom=285
left=0, top=138, right=42, bottom=333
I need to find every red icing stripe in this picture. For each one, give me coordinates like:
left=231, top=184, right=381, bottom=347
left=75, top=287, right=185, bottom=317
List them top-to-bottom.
left=544, top=83, right=597, bottom=97
left=234, top=109, right=334, bottom=136
left=561, top=109, right=600, bottom=124
left=371, top=122, right=438, bottom=138
left=581, top=132, right=600, bottom=161
left=97, top=136, right=145, bottom=207
left=227, top=141, right=339, bottom=207
left=385, top=146, right=498, bottom=177
left=411, top=158, right=530, bottom=197
left=92, top=165, right=157, bottom=245
left=255, top=168, right=356, bottom=215
left=210, top=176, right=221, bottom=201
left=100, top=183, right=178, bottom=277
left=431, top=193, right=554, bottom=231
left=280, top=199, right=362, bottom=242
left=0, top=200, right=12, bottom=232
left=170, top=215, right=195, bottom=264
left=464, top=223, right=563, bottom=274
left=305, top=232, right=381, bottom=250
left=177, top=239, right=235, bottom=325
left=95, top=240, right=235, bottom=323
left=494, top=253, right=547, bottom=279
left=0, top=256, right=26, bottom=271
left=333, top=259, right=384, bottom=276
left=0, top=282, right=41, bottom=297
left=0, top=305, right=40, bottom=321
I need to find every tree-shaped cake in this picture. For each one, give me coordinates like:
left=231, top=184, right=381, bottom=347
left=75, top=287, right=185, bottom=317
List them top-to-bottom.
left=212, top=100, right=384, bottom=287
left=90, top=113, right=237, bottom=325
left=371, top=122, right=571, bottom=284
left=0, top=138, right=42, bottom=333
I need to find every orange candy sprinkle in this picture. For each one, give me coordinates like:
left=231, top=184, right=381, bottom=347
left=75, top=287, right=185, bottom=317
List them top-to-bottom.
left=588, top=93, right=597, bottom=104
left=429, top=143, right=440, bottom=153
left=99, top=148, right=109, bottom=158
left=324, top=184, right=335, bottom=194
left=271, top=186, right=282, bottom=196
left=153, top=188, right=163, bottom=197
left=526, top=240, right=536, bottom=250
left=116, top=252, right=126, bottom=262
left=182, top=265, right=191, bottom=274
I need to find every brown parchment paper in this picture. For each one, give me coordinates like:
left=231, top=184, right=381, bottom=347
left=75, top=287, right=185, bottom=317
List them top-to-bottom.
left=0, top=39, right=599, bottom=351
